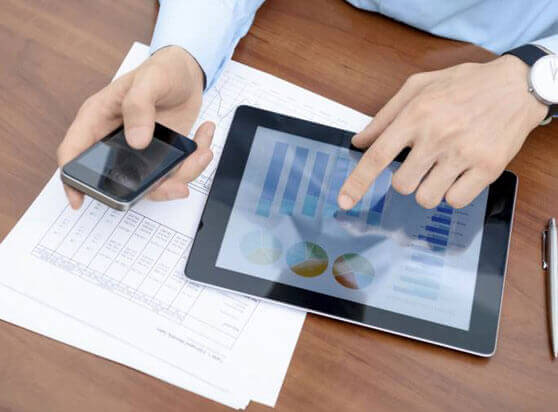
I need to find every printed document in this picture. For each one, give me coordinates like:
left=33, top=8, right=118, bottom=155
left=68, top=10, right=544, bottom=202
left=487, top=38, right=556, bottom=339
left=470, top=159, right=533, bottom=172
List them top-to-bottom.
left=0, top=42, right=371, bottom=408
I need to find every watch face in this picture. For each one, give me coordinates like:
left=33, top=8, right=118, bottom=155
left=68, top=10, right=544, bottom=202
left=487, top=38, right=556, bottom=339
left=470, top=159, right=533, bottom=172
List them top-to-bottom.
left=530, top=54, right=558, bottom=104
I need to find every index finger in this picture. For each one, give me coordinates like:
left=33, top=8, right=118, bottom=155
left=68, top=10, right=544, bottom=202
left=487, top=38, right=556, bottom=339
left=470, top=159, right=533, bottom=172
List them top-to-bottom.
left=57, top=74, right=133, bottom=167
left=57, top=75, right=133, bottom=209
left=57, top=101, right=123, bottom=209
left=338, top=117, right=411, bottom=209
left=147, top=121, right=215, bottom=201
left=160, top=121, right=214, bottom=184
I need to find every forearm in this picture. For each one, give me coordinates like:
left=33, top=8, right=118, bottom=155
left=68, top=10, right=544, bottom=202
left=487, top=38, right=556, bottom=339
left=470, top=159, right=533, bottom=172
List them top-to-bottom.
left=151, top=0, right=266, bottom=89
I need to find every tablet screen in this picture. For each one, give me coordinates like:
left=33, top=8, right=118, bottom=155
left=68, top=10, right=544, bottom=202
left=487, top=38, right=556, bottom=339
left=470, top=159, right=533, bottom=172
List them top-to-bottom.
left=216, top=126, right=489, bottom=331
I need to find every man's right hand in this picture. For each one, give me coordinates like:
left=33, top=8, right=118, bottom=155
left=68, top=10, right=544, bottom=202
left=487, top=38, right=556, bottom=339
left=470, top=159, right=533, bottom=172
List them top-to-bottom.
left=57, top=46, right=214, bottom=209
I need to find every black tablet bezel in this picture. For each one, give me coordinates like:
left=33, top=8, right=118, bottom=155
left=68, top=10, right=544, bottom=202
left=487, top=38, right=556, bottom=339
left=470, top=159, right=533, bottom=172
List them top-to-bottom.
left=185, top=105, right=516, bottom=356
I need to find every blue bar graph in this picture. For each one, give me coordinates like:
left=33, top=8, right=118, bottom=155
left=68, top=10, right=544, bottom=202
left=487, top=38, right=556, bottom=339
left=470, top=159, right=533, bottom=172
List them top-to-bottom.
left=256, top=142, right=288, bottom=217
left=279, top=147, right=309, bottom=215
left=302, top=152, right=329, bottom=217
left=324, top=156, right=350, bottom=217
left=366, top=169, right=392, bottom=226
left=346, top=200, right=362, bottom=217
left=436, top=205, right=453, bottom=215
left=432, top=215, right=451, bottom=225
left=425, top=225, right=450, bottom=236
left=418, top=234, right=448, bottom=247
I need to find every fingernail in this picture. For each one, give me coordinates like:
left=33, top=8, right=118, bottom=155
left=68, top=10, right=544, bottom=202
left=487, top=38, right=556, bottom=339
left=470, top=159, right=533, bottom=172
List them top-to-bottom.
left=126, top=126, right=152, bottom=149
left=66, top=189, right=83, bottom=210
left=338, top=193, right=355, bottom=210
left=70, top=199, right=82, bottom=210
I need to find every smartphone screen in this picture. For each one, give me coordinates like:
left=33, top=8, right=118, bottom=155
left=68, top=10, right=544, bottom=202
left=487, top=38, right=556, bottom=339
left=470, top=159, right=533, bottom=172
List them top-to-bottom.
left=63, top=124, right=197, bottom=205
left=76, top=130, right=183, bottom=192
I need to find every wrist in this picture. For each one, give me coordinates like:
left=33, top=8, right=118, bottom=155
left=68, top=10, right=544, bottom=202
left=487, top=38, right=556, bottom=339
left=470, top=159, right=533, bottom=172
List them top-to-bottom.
left=153, top=45, right=205, bottom=93
left=497, top=54, right=549, bottom=127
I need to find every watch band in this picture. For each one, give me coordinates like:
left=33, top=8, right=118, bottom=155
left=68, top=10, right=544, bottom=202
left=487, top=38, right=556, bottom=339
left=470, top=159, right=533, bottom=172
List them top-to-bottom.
left=504, top=44, right=558, bottom=122
left=505, top=45, right=548, bottom=65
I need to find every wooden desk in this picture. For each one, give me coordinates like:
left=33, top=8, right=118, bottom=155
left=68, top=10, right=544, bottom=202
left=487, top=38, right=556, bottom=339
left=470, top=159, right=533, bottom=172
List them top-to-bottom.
left=1, top=1, right=556, bottom=410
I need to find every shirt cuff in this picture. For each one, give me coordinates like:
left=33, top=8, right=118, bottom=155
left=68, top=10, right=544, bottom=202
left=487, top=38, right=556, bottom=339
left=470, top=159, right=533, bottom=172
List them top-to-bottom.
left=150, top=0, right=235, bottom=90
left=532, top=34, right=558, bottom=55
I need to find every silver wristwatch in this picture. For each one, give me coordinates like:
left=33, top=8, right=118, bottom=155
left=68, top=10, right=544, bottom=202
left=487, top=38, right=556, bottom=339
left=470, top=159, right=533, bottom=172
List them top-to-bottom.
left=505, top=44, right=558, bottom=125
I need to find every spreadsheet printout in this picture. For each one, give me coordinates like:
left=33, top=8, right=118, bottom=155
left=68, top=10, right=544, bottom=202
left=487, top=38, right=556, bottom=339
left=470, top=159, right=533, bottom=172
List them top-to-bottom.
left=0, top=42, right=373, bottom=407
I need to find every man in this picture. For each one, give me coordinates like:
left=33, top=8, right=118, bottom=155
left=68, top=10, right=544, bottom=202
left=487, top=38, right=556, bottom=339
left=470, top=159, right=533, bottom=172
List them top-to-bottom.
left=57, top=0, right=558, bottom=211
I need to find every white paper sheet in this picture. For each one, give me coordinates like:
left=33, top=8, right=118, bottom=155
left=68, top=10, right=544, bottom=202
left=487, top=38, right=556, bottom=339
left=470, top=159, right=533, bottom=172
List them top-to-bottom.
left=0, top=42, right=372, bottom=408
left=0, top=280, right=250, bottom=409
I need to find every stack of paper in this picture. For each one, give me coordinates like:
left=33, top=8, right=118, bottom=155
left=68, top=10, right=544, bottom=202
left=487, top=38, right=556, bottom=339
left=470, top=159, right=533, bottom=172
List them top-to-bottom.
left=0, top=42, right=371, bottom=408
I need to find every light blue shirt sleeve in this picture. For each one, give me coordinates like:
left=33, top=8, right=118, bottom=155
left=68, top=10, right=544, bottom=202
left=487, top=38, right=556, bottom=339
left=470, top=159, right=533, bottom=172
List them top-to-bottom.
left=150, top=0, right=265, bottom=89
left=151, top=0, right=558, bottom=90
left=347, top=0, right=558, bottom=55
left=533, top=34, right=558, bottom=54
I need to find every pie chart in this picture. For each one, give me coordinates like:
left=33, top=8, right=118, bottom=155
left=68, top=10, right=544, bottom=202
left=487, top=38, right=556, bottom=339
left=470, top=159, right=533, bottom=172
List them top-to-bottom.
left=240, top=231, right=282, bottom=265
left=286, top=242, right=328, bottom=277
left=333, top=253, right=375, bottom=289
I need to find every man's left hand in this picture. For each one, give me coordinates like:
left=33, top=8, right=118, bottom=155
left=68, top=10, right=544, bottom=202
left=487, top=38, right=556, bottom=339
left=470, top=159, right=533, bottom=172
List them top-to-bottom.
left=338, top=55, right=548, bottom=210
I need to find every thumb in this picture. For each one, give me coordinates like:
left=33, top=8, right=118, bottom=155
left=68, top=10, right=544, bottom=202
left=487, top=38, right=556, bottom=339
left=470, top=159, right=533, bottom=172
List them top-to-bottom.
left=121, top=80, right=158, bottom=149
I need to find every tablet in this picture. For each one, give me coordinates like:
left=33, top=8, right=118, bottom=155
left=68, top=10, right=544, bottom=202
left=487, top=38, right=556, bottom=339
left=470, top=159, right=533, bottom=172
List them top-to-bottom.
left=186, top=106, right=517, bottom=357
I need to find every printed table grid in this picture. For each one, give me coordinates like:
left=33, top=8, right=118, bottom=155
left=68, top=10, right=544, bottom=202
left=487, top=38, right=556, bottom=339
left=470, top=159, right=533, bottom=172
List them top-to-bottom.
left=31, top=197, right=258, bottom=349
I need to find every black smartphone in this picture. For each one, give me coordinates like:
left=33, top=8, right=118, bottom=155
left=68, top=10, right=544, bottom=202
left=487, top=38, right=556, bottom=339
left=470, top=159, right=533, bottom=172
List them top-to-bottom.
left=61, top=123, right=197, bottom=210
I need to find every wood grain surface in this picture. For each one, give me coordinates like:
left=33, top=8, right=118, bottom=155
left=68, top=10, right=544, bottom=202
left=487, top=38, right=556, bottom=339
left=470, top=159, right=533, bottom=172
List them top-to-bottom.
left=0, top=1, right=556, bottom=411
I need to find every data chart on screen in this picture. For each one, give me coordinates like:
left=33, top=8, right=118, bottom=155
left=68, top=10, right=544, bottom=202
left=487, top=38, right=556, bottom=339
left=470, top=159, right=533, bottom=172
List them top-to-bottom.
left=217, top=127, right=489, bottom=331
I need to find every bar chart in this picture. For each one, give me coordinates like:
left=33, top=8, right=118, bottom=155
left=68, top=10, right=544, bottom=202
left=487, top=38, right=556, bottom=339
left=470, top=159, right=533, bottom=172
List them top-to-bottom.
left=220, top=125, right=489, bottom=330
left=254, top=140, right=393, bottom=227
left=255, top=142, right=289, bottom=217
left=280, top=147, right=309, bottom=215
left=302, top=152, right=329, bottom=217
left=323, top=156, right=351, bottom=218
left=365, top=169, right=392, bottom=226
left=391, top=201, right=456, bottom=301
left=418, top=203, right=454, bottom=250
